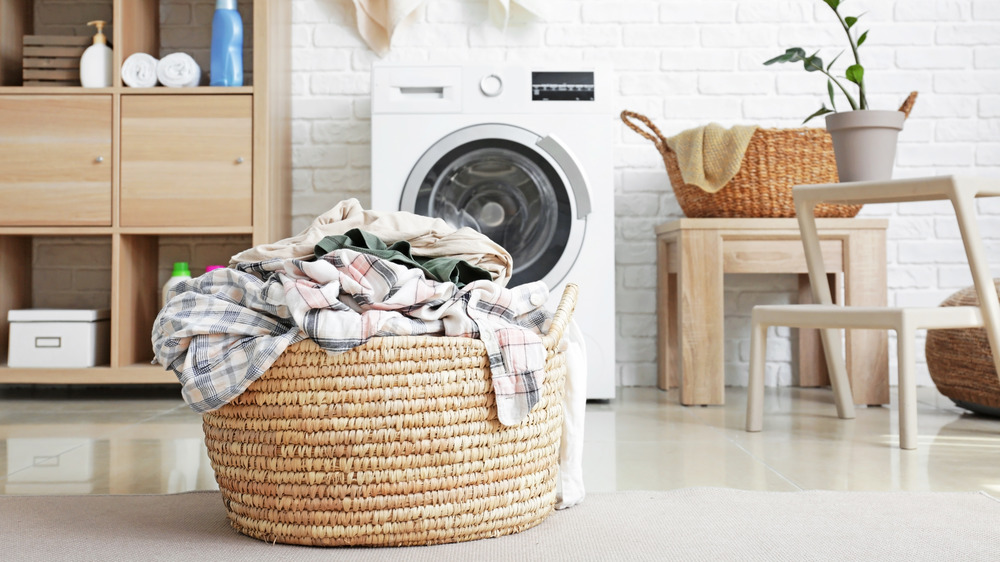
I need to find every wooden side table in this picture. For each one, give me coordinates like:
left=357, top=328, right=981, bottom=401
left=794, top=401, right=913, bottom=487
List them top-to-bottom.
left=656, top=218, right=889, bottom=406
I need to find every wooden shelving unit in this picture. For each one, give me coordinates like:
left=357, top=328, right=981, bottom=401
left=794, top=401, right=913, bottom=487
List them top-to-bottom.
left=0, top=0, right=291, bottom=384
left=0, top=363, right=177, bottom=384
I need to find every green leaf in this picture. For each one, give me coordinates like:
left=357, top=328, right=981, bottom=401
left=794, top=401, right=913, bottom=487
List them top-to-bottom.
left=823, top=0, right=840, bottom=11
left=845, top=16, right=858, bottom=28
left=857, top=30, right=869, bottom=47
left=764, top=47, right=806, bottom=65
left=826, top=50, right=844, bottom=72
left=803, top=52, right=824, bottom=72
left=845, top=64, right=864, bottom=85
left=827, top=79, right=837, bottom=111
left=804, top=105, right=834, bottom=124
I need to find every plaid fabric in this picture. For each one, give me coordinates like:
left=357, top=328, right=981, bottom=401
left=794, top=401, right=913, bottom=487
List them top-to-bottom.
left=152, top=249, right=552, bottom=425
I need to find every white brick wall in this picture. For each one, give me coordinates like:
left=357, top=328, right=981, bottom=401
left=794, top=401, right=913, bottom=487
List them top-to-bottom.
left=34, top=0, right=1000, bottom=390
left=281, top=0, right=1000, bottom=390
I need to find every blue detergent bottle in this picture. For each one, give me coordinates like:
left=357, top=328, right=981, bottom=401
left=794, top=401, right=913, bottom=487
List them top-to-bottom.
left=210, top=0, right=243, bottom=86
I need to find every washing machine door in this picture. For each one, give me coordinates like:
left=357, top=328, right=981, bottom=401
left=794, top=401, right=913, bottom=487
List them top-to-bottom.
left=400, top=124, right=590, bottom=288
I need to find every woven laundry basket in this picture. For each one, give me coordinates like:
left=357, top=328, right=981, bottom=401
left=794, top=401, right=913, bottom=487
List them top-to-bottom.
left=619, top=93, right=917, bottom=218
left=925, top=280, right=1000, bottom=414
left=201, top=284, right=578, bottom=547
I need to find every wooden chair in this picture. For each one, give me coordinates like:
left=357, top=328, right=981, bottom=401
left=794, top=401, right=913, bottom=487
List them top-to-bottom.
left=745, top=176, right=1000, bottom=450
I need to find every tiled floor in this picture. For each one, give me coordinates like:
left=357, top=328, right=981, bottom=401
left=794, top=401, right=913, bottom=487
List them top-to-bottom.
left=1, top=385, right=997, bottom=495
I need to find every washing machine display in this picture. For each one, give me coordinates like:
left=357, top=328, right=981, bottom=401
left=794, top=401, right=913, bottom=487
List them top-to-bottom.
left=371, top=64, right=616, bottom=399
left=531, top=71, right=595, bottom=101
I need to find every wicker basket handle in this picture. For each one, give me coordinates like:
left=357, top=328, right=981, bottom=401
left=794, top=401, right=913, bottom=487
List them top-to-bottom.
left=899, top=91, right=918, bottom=119
left=621, top=110, right=670, bottom=152
left=543, top=283, right=579, bottom=351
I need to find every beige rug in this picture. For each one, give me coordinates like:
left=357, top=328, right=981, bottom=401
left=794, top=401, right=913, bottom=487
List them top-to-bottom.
left=2, top=488, right=997, bottom=561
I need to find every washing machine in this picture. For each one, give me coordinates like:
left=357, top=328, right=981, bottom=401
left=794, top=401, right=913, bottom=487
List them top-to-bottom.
left=370, top=64, right=615, bottom=400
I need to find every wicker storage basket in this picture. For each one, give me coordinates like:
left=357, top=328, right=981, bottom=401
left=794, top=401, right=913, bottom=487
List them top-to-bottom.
left=621, top=95, right=917, bottom=218
left=621, top=111, right=856, bottom=218
left=926, top=280, right=1000, bottom=413
left=202, top=284, right=578, bottom=547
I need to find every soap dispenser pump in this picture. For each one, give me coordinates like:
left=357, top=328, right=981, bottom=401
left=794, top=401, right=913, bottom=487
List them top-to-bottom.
left=80, top=20, right=112, bottom=88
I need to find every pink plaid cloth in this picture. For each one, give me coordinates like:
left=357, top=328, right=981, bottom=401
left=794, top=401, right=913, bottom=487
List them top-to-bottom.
left=154, top=249, right=551, bottom=425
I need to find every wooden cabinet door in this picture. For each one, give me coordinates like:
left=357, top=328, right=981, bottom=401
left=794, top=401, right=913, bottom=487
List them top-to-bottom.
left=121, top=95, right=253, bottom=227
left=0, top=96, right=112, bottom=226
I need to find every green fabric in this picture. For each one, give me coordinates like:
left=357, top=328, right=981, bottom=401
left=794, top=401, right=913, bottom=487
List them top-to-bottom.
left=314, top=228, right=493, bottom=288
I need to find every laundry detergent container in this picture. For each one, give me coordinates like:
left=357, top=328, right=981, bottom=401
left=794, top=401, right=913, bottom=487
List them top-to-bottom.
left=201, top=285, right=576, bottom=547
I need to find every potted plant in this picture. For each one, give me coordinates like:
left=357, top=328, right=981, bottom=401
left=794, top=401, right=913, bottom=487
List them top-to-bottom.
left=765, top=0, right=915, bottom=182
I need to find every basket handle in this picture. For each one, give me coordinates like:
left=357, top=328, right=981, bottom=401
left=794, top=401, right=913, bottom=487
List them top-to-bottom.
left=899, top=91, right=918, bottom=119
left=621, top=110, right=671, bottom=152
left=542, top=283, right=579, bottom=352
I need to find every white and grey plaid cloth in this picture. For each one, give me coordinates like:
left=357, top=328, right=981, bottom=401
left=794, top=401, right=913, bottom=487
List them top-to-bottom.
left=152, top=249, right=552, bottom=426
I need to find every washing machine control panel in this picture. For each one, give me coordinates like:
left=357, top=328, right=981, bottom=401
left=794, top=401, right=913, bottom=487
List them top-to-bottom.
left=372, top=65, right=608, bottom=115
left=531, top=71, right=595, bottom=101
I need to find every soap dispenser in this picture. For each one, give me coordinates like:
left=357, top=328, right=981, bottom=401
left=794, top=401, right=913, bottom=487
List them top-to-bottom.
left=80, top=20, right=112, bottom=88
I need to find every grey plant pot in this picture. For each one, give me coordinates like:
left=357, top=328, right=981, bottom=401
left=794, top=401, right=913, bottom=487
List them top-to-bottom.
left=825, top=110, right=906, bottom=183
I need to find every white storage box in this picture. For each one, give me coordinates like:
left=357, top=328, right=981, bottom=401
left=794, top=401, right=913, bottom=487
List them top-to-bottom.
left=7, top=309, right=110, bottom=368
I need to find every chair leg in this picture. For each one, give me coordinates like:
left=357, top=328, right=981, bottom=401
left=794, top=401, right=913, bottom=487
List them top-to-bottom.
left=951, top=189, right=1000, bottom=385
left=798, top=202, right=856, bottom=419
left=746, top=315, right=767, bottom=432
left=897, top=325, right=918, bottom=450
left=819, top=327, right=856, bottom=420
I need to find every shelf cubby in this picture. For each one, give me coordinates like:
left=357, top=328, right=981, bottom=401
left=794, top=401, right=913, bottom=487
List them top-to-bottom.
left=0, top=234, right=113, bottom=376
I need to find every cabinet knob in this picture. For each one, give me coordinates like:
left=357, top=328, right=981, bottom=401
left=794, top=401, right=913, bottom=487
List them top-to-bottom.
left=95, top=156, right=104, bottom=163
left=235, top=157, right=245, bottom=164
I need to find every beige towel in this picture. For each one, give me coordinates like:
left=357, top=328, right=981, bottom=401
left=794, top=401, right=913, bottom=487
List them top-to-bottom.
left=352, top=0, right=545, bottom=55
left=352, top=0, right=425, bottom=56
left=489, top=0, right=546, bottom=28
left=665, top=123, right=759, bottom=193
left=230, top=199, right=514, bottom=286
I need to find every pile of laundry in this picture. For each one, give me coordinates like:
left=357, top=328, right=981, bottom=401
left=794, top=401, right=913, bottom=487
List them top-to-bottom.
left=153, top=199, right=551, bottom=426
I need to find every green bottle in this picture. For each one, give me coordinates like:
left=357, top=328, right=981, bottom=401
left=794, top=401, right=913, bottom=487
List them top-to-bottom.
left=162, top=261, right=192, bottom=307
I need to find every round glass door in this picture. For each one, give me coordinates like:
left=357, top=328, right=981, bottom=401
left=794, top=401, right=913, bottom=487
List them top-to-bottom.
left=412, top=138, right=575, bottom=287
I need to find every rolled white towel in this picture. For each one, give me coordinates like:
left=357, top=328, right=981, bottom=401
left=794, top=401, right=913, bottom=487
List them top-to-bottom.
left=156, top=52, right=202, bottom=88
left=121, top=53, right=159, bottom=88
